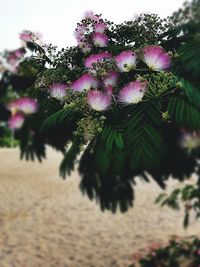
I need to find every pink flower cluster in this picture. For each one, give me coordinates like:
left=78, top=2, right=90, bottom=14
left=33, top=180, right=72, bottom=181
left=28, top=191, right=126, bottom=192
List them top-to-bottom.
left=74, top=11, right=108, bottom=53
left=64, top=45, right=170, bottom=111
left=84, top=46, right=170, bottom=74
left=7, top=97, right=38, bottom=130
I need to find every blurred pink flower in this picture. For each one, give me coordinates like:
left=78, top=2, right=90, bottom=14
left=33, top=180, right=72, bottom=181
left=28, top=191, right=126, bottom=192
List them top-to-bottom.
left=84, top=11, right=100, bottom=21
left=94, top=22, right=107, bottom=33
left=74, top=26, right=87, bottom=41
left=19, top=30, right=43, bottom=44
left=17, top=97, right=38, bottom=114
left=7, top=100, right=21, bottom=114
left=8, top=113, right=25, bottom=130
left=180, top=130, right=200, bottom=151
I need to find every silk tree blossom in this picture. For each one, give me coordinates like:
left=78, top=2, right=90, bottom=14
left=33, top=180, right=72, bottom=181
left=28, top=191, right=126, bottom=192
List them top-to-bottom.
left=84, top=11, right=100, bottom=22
left=94, top=22, right=107, bottom=33
left=74, top=26, right=87, bottom=42
left=19, top=30, right=43, bottom=45
left=19, top=31, right=33, bottom=42
left=93, top=32, right=109, bottom=47
left=78, top=42, right=92, bottom=54
left=143, top=46, right=170, bottom=71
left=7, top=49, right=25, bottom=65
left=115, top=50, right=137, bottom=72
left=84, top=52, right=112, bottom=69
left=103, top=71, right=119, bottom=88
left=71, top=74, right=98, bottom=92
left=119, top=80, right=147, bottom=104
left=49, top=83, right=67, bottom=99
left=87, top=90, right=112, bottom=111
left=17, top=97, right=38, bottom=114
left=7, top=98, right=37, bottom=115
left=7, top=100, right=21, bottom=114
left=8, top=113, right=25, bottom=130
left=180, top=131, right=200, bottom=151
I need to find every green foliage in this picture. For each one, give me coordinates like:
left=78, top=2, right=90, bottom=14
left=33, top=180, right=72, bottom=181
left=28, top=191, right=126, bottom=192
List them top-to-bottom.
left=178, top=39, right=200, bottom=76
left=182, top=80, right=200, bottom=109
left=168, top=97, right=200, bottom=130
left=127, top=102, right=163, bottom=171
left=41, top=109, right=76, bottom=131
left=79, top=125, right=134, bottom=213
left=60, top=140, right=81, bottom=178
left=156, top=183, right=200, bottom=228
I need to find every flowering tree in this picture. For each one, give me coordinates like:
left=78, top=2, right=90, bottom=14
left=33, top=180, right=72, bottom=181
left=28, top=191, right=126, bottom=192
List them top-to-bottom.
left=1, top=0, right=200, bottom=213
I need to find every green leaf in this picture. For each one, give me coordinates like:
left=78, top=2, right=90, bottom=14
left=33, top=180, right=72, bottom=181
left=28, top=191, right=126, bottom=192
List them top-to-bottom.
left=178, top=39, right=200, bottom=76
left=168, top=97, right=200, bottom=130
left=126, top=102, right=163, bottom=171
left=40, top=109, right=73, bottom=131
left=114, top=132, right=124, bottom=149
left=59, top=141, right=81, bottom=178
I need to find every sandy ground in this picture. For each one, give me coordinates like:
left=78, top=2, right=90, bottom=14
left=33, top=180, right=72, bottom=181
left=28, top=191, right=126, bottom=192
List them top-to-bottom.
left=0, top=148, right=200, bottom=267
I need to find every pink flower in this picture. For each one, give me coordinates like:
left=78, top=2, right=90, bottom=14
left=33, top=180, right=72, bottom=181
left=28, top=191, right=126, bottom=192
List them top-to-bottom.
left=84, top=11, right=100, bottom=22
left=94, top=22, right=107, bottom=33
left=74, top=26, right=86, bottom=41
left=19, top=30, right=43, bottom=44
left=19, top=31, right=33, bottom=42
left=93, top=32, right=109, bottom=47
left=78, top=42, right=92, bottom=53
left=143, top=46, right=170, bottom=71
left=7, top=49, right=25, bottom=65
left=14, top=49, right=25, bottom=58
left=115, top=50, right=137, bottom=72
left=84, top=52, right=112, bottom=68
left=103, top=71, right=119, bottom=88
left=71, top=73, right=98, bottom=92
left=119, top=80, right=147, bottom=104
left=49, top=83, right=67, bottom=99
left=87, top=90, right=111, bottom=111
left=17, top=97, right=38, bottom=114
left=7, top=100, right=20, bottom=114
left=8, top=113, right=25, bottom=130
left=180, top=130, right=200, bottom=151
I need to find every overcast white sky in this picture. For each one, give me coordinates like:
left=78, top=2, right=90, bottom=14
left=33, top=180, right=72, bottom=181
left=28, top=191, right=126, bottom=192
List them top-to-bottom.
left=0, top=0, right=186, bottom=51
